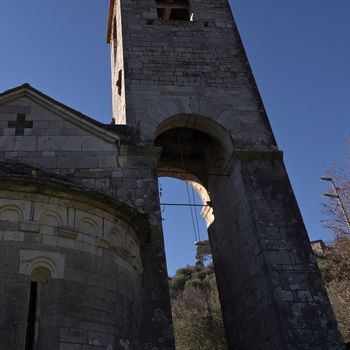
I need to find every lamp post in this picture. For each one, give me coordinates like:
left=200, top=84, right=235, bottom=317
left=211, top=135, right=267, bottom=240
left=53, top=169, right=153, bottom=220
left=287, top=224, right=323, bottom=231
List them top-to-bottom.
left=321, top=176, right=350, bottom=233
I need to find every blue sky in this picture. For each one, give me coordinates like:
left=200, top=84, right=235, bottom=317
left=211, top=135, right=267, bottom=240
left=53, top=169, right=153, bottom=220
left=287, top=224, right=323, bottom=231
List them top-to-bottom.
left=0, top=1, right=349, bottom=276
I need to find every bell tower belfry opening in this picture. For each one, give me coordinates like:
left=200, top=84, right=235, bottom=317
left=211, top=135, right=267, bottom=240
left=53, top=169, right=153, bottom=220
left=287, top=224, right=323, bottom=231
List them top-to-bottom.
left=107, top=1, right=343, bottom=349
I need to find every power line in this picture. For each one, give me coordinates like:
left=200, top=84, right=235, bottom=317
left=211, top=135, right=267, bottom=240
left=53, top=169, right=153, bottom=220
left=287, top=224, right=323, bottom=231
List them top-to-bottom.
left=177, top=134, right=200, bottom=243
left=158, top=170, right=230, bottom=177
left=185, top=181, right=199, bottom=242
left=191, top=184, right=201, bottom=242
left=160, top=203, right=211, bottom=207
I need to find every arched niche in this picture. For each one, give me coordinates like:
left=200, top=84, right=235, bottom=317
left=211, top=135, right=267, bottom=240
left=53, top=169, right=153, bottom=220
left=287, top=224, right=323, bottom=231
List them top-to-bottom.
left=0, top=204, right=23, bottom=222
left=39, top=211, right=63, bottom=227
left=79, top=217, right=98, bottom=236
left=20, top=250, right=65, bottom=280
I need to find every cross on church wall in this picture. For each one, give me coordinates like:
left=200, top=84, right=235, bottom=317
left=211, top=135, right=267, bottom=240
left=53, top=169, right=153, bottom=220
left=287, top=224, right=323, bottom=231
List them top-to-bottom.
left=8, top=114, right=33, bottom=136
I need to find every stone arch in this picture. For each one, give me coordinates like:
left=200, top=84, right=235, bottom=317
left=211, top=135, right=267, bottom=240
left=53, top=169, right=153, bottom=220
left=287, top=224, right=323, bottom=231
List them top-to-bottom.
left=153, top=112, right=327, bottom=349
left=154, top=113, right=234, bottom=157
left=155, top=114, right=233, bottom=228
left=156, top=132, right=228, bottom=183
left=187, top=180, right=214, bottom=228
left=0, top=204, right=23, bottom=222
left=39, top=211, right=63, bottom=227
left=110, top=227, right=126, bottom=248
left=126, top=236, right=142, bottom=273
left=127, top=238, right=137, bottom=257
left=20, top=251, right=65, bottom=280
left=25, top=257, right=59, bottom=280
left=26, top=264, right=55, bottom=350
left=30, top=266, right=52, bottom=284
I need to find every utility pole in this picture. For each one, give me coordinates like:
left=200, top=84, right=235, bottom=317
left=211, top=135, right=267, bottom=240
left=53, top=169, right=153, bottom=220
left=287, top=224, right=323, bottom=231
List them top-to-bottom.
left=321, top=176, right=350, bottom=233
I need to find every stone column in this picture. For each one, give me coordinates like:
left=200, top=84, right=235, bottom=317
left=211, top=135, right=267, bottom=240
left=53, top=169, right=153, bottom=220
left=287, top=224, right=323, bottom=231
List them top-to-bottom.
left=119, top=144, right=175, bottom=349
left=207, top=150, right=343, bottom=349
left=138, top=172, right=175, bottom=350
left=139, top=219, right=175, bottom=350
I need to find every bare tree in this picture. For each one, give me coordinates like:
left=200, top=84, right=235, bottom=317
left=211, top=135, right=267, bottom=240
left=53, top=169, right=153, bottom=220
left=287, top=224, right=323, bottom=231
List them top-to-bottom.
left=319, top=141, right=350, bottom=345
left=321, top=143, right=350, bottom=237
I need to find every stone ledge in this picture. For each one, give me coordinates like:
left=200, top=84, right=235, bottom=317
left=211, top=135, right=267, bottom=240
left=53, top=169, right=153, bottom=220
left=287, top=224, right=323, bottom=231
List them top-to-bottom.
left=20, top=221, right=39, bottom=233
left=58, top=226, right=79, bottom=240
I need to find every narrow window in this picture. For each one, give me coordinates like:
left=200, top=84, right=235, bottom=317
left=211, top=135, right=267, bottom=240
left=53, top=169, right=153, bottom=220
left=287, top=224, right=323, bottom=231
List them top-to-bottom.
left=156, top=0, right=193, bottom=21
left=113, top=17, right=117, bottom=63
left=117, top=70, right=122, bottom=96
left=25, top=267, right=52, bottom=350
left=25, top=282, right=38, bottom=350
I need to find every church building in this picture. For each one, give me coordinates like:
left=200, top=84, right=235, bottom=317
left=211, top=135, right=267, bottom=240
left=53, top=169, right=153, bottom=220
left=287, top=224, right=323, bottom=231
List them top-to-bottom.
left=0, top=1, right=344, bottom=349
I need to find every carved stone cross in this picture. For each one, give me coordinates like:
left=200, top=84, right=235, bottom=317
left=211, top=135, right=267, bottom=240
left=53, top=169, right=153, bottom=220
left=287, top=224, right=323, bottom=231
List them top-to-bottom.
left=8, top=113, right=33, bottom=136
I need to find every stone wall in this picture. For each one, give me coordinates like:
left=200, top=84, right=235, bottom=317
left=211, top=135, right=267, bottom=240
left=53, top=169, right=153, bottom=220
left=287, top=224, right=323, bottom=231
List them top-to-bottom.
left=0, top=0, right=345, bottom=348
left=110, top=0, right=275, bottom=145
left=0, top=85, right=174, bottom=350
left=0, top=93, right=160, bottom=212
left=208, top=153, right=342, bottom=349
left=0, top=184, right=143, bottom=350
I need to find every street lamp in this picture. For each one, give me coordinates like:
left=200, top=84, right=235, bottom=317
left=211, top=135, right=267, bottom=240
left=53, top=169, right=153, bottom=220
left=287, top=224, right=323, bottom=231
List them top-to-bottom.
left=321, top=176, right=350, bottom=232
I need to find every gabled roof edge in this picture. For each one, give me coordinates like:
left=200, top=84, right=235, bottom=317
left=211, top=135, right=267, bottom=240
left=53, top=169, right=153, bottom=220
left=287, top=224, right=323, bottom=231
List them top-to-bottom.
left=0, top=83, right=120, bottom=142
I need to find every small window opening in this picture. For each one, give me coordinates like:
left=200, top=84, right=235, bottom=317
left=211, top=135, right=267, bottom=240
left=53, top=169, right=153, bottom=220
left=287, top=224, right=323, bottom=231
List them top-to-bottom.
left=156, top=0, right=193, bottom=21
left=113, top=17, right=117, bottom=63
left=117, top=70, right=122, bottom=96
left=25, top=267, right=52, bottom=350
left=25, top=282, right=38, bottom=350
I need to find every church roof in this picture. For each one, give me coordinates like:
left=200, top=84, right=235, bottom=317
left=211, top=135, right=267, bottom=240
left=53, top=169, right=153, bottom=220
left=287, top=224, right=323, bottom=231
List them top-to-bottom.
left=0, top=83, right=134, bottom=142
left=0, top=83, right=109, bottom=128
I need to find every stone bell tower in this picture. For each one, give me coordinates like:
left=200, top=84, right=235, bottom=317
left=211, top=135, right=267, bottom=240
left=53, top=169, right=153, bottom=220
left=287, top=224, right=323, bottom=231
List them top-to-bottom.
left=107, top=1, right=344, bottom=349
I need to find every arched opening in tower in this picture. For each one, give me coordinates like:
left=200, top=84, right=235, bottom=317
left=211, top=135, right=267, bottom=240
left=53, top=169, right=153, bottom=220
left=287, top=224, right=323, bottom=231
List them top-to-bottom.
left=155, top=125, right=231, bottom=348
left=158, top=177, right=227, bottom=349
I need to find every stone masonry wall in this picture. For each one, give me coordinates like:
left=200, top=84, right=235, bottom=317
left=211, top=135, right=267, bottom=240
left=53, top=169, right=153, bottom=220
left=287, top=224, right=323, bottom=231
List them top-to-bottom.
left=112, top=0, right=275, bottom=144
left=107, top=1, right=345, bottom=348
left=0, top=89, right=173, bottom=350
left=0, top=95, right=159, bottom=212
left=207, top=153, right=343, bottom=349
left=0, top=185, right=142, bottom=350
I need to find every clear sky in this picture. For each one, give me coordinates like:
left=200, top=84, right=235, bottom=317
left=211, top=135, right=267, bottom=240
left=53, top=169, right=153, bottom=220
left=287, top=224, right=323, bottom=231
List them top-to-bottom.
left=0, top=1, right=349, bottom=276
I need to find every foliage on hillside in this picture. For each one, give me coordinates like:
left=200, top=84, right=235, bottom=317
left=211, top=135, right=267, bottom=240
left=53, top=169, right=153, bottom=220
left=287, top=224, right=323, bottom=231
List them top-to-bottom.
left=169, top=234, right=350, bottom=348
left=317, top=238, right=350, bottom=344
left=169, top=241, right=227, bottom=350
